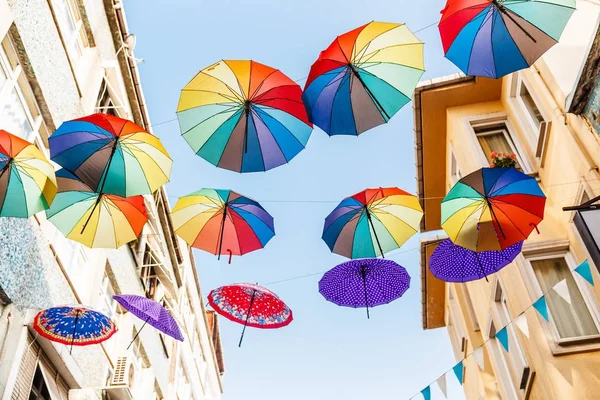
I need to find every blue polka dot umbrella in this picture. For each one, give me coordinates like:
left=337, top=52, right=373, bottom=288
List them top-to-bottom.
left=429, top=239, right=523, bottom=282
left=318, top=258, right=410, bottom=319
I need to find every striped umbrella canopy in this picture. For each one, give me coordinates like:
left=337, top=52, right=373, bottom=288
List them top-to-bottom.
left=439, top=0, right=576, bottom=78
left=303, top=21, right=424, bottom=136
left=177, top=60, right=313, bottom=172
left=49, top=113, right=172, bottom=197
left=0, top=130, right=57, bottom=217
left=46, top=169, right=148, bottom=248
left=322, top=187, right=423, bottom=259
left=171, top=189, right=275, bottom=260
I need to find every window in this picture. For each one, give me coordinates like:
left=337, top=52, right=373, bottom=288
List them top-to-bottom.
left=49, top=0, right=89, bottom=67
left=0, top=36, right=48, bottom=142
left=96, top=79, right=121, bottom=116
left=518, top=83, right=544, bottom=130
left=473, top=122, right=525, bottom=170
left=449, top=147, right=462, bottom=185
left=139, top=246, right=160, bottom=299
left=530, top=256, right=599, bottom=339
left=99, top=269, right=117, bottom=320
left=490, top=281, right=531, bottom=398
left=462, top=285, right=480, bottom=331
left=447, top=286, right=468, bottom=358
left=29, top=367, right=51, bottom=399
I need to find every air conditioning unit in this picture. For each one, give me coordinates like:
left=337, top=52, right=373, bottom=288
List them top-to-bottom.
left=102, top=355, right=139, bottom=400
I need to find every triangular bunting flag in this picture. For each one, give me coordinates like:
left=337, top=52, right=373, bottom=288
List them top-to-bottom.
left=575, top=260, right=594, bottom=286
left=553, top=279, right=572, bottom=305
left=533, top=296, right=549, bottom=321
left=515, top=314, right=529, bottom=338
left=496, top=327, right=509, bottom=352
left=473, top=347, right=485, bottom=370
left=453, top=361, right=464, bottom=385
left=437, top=375, right=448, bottom=398
left=421, top=386, right=431, bottom=400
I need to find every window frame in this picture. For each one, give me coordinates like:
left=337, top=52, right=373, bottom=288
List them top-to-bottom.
left=48, top=0, right=89, bottom=68
left=509, top=74, right=548, bottom=147
left=463, top=113, right=535, bottom=174
left=448, top=143, right=462, bottom=187
left=519, top=246, right=600, bottom=350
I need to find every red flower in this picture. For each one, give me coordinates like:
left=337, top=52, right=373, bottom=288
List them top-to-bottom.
left=490, top=152, right=498, bottom=158
left=510, top=154, right=517, bottom=160
left=490, top=163, right=495, bottom=167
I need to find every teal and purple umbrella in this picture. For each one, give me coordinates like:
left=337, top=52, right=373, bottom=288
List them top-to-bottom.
left=439, top=0, right=576, bottom=78
left=429, top=239, right=523, bottom=282
left=319, top=258, right=410, bottom=318
left=33, top=305, right=116, bottom=353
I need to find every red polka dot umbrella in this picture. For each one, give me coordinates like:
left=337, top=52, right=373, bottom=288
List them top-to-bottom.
left=207, top=283, right=293, bottom=347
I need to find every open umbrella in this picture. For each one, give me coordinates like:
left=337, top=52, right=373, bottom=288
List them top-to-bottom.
left=439, top=0, right=576, bottom=78
left=303, top=21, right=424, bottom=136
left=176, top=60, right=313, bottom=172
left=49, top=113, right=172, bottom=197
left=0, top=130, right=57, bottom=217
left=441, top=167, right=546, bottom=251
left=45, top=169, right=148, bottom=248
left=323, top=187, right=423, bottom=259
left=171, top=189, right=274, bottom=261
left=430, top=239, right=523, bottom=282
left=319, top=258, right=410, bottom=318
left=208, top=283, right=292, bottom=347
left=113, top=294, right=183, bottom=347
left=33, top=305, right=116, bottom=353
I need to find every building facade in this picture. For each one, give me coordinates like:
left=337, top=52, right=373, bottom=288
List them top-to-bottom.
left=0, top=1, right=224, bottom=399
left=414, top=1, right=600, bottom=399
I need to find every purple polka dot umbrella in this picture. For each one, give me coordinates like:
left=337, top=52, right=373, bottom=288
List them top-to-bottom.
left=429, top=239, right=523, bottom=283
left=318, top=258, right=410, bottom=319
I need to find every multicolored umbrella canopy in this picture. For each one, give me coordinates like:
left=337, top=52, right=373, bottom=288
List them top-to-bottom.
left=439, top=0, right=576, bottom=78
left=303, top=21, right=424, bottom=136
left=176, top=60, right=313, bottom=172
left=49, top=113, right=172, bottom=197
left=0, top=130, right=57, bottom=217
left=442, top=168, right=546, bottom=251
left=45, top=169, right=148, bottom=248
left=323, top=187, right=423, bottom=259
left=171, top=189, right=275, bottom=260
left=429, top=239, right=523, bottom=282
left=319, top=258, right=410, bottom=318
left=208, top=283, right=293, bottom=346
left=113, top=294, right=184, bottom=344
left=33, top=305, right=116, bottom=353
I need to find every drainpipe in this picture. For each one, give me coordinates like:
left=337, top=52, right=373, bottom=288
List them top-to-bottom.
left=0, top=311, right=12, bottom=368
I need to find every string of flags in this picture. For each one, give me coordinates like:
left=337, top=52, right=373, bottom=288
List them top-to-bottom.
left=411, top=259, right=594, bottom=400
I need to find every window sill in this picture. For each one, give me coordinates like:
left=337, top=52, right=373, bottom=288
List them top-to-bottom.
left=551, top=334, right=600, bottom=355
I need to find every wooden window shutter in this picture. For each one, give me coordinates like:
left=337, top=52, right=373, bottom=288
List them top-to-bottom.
left=10, top=333, right=40, bottom=400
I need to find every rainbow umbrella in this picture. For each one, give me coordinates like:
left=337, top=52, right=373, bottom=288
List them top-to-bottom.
left=439, top=0, right=576, bottom=78
left=303, top=21, right=424, bottom=136
left=176, top=60, right=313, bottom=172
left=49, top=113, right=172, bottom=197
left=0, top=130, right=57, bottom=217
left=441, top=167, right=546, bottom=251
left=46, top=169, right=148, bottom=248
left=323, top=187, right=423, bottom=259
left=171, top=189, right=275, bottom=260
left=33, top=305, right=116, bottom=354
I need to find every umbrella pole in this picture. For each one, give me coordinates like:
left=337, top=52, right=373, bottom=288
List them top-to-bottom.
left=493, top=1, right=537, bottom=43
left=349, top=66, right=391, bottom=120
left=243, top=102, right=250, bottom=154
left=81, top=140, right=119, bottom=234
left=0, top=162, right=11, bottom=179
left=486, top=199, right=507, bottom=240
left=217, top=205, right=228, bottom=260
left=365, top=208, right=385, bottom=258
left=475, top=252, right=489, bottom=282
left=360, top=265, right=370, bottom=319
left=239, top=289, right=257, bottom=347
left=69, top=310, right=80, bottom=355
left=127, top=317, right=149, bottom=350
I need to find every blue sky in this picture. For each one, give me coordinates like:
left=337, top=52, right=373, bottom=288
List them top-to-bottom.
left=125, top=1, right=465, bottom=398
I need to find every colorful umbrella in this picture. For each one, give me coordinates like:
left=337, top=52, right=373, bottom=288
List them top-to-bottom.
left=439, top=0, right=576, bottom=78
left=303, top=21, right=424, bottom=136
left=176, top=60, right=313, bottom=172
left=49, top=113, right=172, bottom=197
left=0, top=130, right=57, bottom=217
left=442, top=167, right=546, bottom=251
left=45, top=169, right=148, bottom=248
left=323, top=187, right=423, bottom=259
left=171, top=189, right=274, bottom=261
left=430, top=239, right=523, bottom=282
left=319, top=258, right=410, bottom=318
left=208, top=283, right=293, bottom=347
left=113, top=294, right=184, bottom=347
left=33, top=305, right=116, bottom=353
